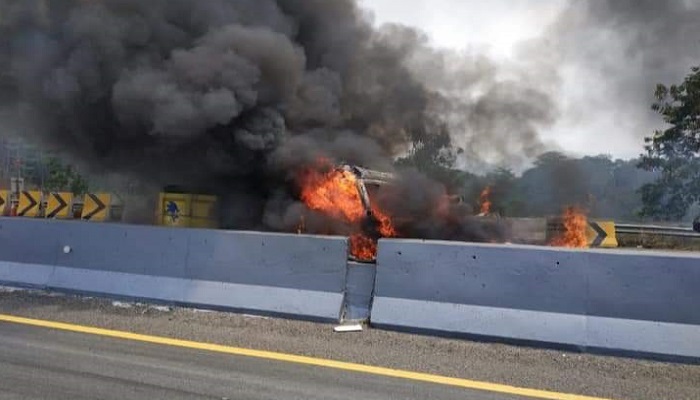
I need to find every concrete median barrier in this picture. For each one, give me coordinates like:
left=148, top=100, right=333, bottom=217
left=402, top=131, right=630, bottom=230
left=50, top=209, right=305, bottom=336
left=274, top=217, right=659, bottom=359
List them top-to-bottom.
left=4, top=216, right=699, bottom=361
left=0, top=218, right=349, bottom=321
left=371, top=239, right=700, bottom=361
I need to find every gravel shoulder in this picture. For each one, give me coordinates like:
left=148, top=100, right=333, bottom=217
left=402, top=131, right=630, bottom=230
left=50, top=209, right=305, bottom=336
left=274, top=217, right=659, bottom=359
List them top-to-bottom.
left=0, top=288, right=698, bottom=400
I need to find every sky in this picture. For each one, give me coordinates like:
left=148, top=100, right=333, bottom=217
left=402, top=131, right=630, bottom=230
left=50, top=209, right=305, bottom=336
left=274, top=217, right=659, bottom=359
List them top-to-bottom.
left=358, top=0, right=681, bottom=162
left=360, top=0, right=565, bottom=59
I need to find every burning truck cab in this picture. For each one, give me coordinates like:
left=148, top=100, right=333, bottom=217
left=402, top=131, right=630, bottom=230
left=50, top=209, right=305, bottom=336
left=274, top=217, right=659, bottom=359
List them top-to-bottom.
left=297, top=162, right=407, bottom=262
left=303, top=164, right=463, bottom=262
left=332, top=164, right=398, bottom=262
left=336, top=164, right=463, bottom=219
left=337, top=164, right=396, bottom=219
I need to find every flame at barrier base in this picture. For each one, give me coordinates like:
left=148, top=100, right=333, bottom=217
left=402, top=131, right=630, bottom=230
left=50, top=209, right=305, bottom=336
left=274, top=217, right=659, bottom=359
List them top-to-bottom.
left=479, top=186, right=492, bottom=216
left=549, top=206, right=589, bottom=248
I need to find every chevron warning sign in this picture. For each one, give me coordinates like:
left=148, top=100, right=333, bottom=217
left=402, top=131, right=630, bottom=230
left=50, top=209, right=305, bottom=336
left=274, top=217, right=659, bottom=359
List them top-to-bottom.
left=0, top=190, right=7, bottom=214
left=18, top=191, right=40, bottom=217
left=46, top=192, right=73, bottom=219
left=81, top=193, right=110, bottom=221
left=586, top=221, right=618, bottom=248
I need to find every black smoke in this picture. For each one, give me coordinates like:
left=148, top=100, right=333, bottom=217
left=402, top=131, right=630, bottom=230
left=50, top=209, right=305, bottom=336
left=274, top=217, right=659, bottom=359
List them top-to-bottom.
left=0, top=0, right=509, bottom=242
left=483, top=0, right=700, bottom=216
left=543, top=0, right=700, bottom=151
left=552, top=0, right=700, bottom=97
left=386, top=24, right=560, bottom=172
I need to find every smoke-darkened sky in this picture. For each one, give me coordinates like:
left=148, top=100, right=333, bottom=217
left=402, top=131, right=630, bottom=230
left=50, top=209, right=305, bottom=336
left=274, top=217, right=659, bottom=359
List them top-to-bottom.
left=0, top=0, right=698, bottom=234
left=0, top=0, right=511, bottom=238
left=362, top=0, right=700, bottom=163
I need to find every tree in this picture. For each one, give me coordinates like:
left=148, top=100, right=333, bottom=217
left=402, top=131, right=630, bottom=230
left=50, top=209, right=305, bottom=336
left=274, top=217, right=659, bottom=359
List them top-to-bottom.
left=638, top=65, right=700, bottom=220
left=395, top=125, right=465, bottom=190
left=514, top=151, right=588, bottom=216
left=45, top=157, right=89, bottom=194
left=479, top=168, right=519, bottom=216
left=69, top=171, right=89, bottom=195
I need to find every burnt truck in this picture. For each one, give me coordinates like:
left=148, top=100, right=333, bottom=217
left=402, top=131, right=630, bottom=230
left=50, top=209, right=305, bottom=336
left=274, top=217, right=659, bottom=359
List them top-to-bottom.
left=338, top=163, right=463, bottom=215
left=154, top=164, right=464, bottom=234
left=336, top=164, right=466, bottom=244
left=337, top=164, right=397, bottom=248
left=338, top=164, right=395, bottom=217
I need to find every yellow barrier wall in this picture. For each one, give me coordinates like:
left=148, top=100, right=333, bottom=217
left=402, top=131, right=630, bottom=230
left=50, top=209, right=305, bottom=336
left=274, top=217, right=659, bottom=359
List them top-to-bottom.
left=157, top=193, right=217, bottom=229
left=190, top=194, right=218, bottom=228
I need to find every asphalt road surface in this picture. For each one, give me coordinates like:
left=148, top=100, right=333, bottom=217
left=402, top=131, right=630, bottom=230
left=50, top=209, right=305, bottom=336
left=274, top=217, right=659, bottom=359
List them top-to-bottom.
left=0, top=290, right=698, bottom=400
left=0, top=321, right=528, bottom=400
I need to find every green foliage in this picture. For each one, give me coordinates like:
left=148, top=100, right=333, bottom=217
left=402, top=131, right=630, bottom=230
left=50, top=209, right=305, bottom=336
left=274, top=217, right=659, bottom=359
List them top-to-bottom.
left=639, top=65, right=700, bottom=220
left=392, top=118, right=659, bottom=220
left=395, top=126, right=465, bottom=190
left=398, top=148, right=655, bottom=219
left=509, top=152, right=585, bottom=216
left=45, top=157, right=89, bottom=194
left=466, top=168, right=520, bottom=216
left=69, top=172, right=89, bottom=195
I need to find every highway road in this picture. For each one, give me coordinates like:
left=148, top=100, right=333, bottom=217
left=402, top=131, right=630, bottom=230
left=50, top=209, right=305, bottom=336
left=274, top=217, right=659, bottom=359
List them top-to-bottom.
left=0, top=290, right=698, bottom=400
left=0, top=318, right=532, bottom=400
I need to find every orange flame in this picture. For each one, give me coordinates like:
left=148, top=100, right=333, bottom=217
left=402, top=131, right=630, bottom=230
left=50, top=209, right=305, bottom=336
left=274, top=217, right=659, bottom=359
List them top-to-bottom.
left=297, top=159, right=397, bottom=261
left=479, top=186, right=492, bottom=215
left=549, top=206, right=588, bottom=248
left=349, top=234, right=377, bottom=262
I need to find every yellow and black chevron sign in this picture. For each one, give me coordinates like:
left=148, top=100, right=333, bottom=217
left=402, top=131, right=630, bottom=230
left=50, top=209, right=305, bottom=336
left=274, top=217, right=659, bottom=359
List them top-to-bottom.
left=0, top=190, right=8, bottom=213
left=18, top=191, right=40, bottom=217
left=46, top=192, right=73, bottom=219
left=81, top=193, right=110, bottom=221
left=586, top=221, right=618, bottom=248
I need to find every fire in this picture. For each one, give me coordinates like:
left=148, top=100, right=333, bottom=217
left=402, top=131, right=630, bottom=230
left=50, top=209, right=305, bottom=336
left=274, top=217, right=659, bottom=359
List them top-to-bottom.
left=297, top=160, right=397, bottom=261
left=299, top=165, right=365, bottom=222
left=479, top=186, right=492, bottom=215
left=550, top=206, right=588, bottom=248
left=349, top=234, right=377, bottom=262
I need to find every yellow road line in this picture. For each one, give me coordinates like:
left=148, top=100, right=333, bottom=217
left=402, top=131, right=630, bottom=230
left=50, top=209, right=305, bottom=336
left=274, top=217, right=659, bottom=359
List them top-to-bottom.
left=0, top=313, right=611, bottom=400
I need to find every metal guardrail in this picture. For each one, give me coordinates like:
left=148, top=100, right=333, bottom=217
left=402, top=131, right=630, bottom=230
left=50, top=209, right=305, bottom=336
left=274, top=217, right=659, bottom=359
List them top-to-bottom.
left=615, top=224, right=700, bottom=238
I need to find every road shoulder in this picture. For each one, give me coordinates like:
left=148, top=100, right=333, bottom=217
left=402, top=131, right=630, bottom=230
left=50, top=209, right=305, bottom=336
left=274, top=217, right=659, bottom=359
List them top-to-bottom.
left=0, top=289, right=698, bottom=400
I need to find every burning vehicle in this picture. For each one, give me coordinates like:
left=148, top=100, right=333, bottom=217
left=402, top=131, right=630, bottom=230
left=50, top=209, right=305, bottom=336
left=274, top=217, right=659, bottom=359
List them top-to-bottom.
left=0, top=0, right=527, bottom=261
left=296, top=162, right=477, bottom=262
left=296, top=162, right=400, bottom=262
left=335, top=165, right=400, bottom=262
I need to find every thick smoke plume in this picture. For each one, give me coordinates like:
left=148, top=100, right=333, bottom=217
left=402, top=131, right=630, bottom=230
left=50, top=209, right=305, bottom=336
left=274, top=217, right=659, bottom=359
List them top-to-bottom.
left=0, top=0, right=509, bottom=241
left=5, top=0, right=693, bottom=238
left=498, top=0, right=700, bottom=212
left=545, top=0, right=700, bottom=151
left=554, top=0, right=700, bottom=101
left=390, top=25, right=560, bottom=172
